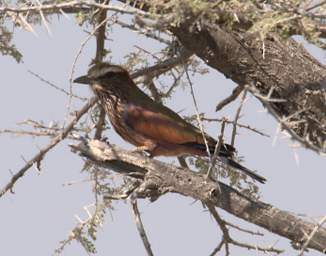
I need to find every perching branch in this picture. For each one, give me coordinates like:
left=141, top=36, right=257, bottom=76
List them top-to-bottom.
left=71, top=139, right=326, bottom=254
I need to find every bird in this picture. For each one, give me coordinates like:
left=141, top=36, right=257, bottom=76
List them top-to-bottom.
left=74, top=62, right=266, bottom=184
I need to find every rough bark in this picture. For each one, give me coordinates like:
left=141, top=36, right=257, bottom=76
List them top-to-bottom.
left=170, top=22, right=326, bottom=153
left=71, top=139, right=326, bottom=254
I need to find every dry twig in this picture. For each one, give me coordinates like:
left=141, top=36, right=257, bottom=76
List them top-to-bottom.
left=216, top=85, right=244, bottom=112
left=231, top=89, right=247, bottom=146
left=0, top=96, right=98, bottom=198
left=131, top=200, right=154, bottom=256
left=299, top=214, right=326, bottom=255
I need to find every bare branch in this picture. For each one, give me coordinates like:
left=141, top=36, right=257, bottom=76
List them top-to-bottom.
left=93, top=0, right=109, bottom=140
left=0, top=1, right=150, bottom=17
left=67, top=14, right=113, bottom=127
left=116, top=20, right=170, bottom=45
left=131, top=48, right=192, bottom=79
left=184, top=64, right=212, bottom=160
left=27, top=69, right=87, bottom=101
left=215, top=85, right=244, bottom=112
left=231, top=89, right=247, bottom=146
left=0, top=97, right=98, bottom=198
left=93, top=107, right=106, bottom=139
left=201, top=117, right=270, bottom=138
left=206, top=118, right=226, bottom=180
left=71, top=139, right=326, bottom=254
left=131, top=200, right=154, bottom=256
left=206, top=204, right=231, bottom=255
left=224, top=221, right=264, bottom=236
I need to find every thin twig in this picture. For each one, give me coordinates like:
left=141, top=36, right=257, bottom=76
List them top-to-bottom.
left=35, top=0, right=52, bottom=36
left=93, top=0, right=109, bottom=140
left=306, top=0, right=326, bottom=11
left=0, top=1, right=151, bottom=17
left=66, top=14, right=113, bottom=128
left=116, top=19, right=170, bottom=44
left=131, top=48, right=192, bottom=79
left=184, top=65, right=212, bottom=160
left=27, top=69, right=87, bottom=101
left=216, top=85, right=244, bottom=112
left=246, top=85, right=325, bottom=154
left=231, top=89, right=247, bottom=146
left=0, top=97, right=98, bottom=198
left=93, top=107, right=106, bottom=139
left=201, top=117, right=269, bottom=137
left=206, top=118, right=227, bottom=180
left=0, top=128, right=79, bottom=139
left=131, top=200, right=154, bottom=256
left=206, top=203, right=283, bottom=255
left=206, top=203, right=230, bottom=256
left=299, top=214, right=326, bottom=255
left=225, top=221, right=264, bottom=236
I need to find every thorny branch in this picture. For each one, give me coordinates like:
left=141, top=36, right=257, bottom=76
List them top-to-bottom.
left=0, top=1, right=150, bottom=17
left=27, top=69, right=87, bottom=101
left=246, top=85, right=326, bottom=154
left=0, top=96, right=98, bottom=198
left=201, top=117, right=269, bottom=138
left=73, top=140, right=309, bottom=254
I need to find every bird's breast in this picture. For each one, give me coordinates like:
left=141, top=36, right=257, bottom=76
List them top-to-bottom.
left=99, top=98, right=146, bottom=147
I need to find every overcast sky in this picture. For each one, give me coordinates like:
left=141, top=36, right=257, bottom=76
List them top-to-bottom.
left=1, top=13, right=325, bottom=256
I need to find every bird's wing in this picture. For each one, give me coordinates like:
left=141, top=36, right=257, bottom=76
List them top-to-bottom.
left=124, top=104, right=212, bottom=145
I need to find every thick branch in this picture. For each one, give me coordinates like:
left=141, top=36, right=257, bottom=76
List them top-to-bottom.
left=171, top=22, right=326, bottom=153
left=71, top=139, right=326, bottom=254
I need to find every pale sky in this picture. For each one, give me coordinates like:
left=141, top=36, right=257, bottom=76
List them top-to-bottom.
left=1, top=14, right=325, bottom=256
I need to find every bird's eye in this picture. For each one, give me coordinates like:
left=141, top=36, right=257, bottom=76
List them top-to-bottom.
left=91, top=71, right=116, bottom=80
left=103, top=71, right=116, bottom=78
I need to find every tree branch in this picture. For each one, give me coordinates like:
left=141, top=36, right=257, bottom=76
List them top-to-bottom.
left=171, top=22, right=326, bottom=154
left=0, top=96, right=98, bottom=198
left=71, top=139, right=326, bottom=254
left=130, top=200, right=154, bottom=256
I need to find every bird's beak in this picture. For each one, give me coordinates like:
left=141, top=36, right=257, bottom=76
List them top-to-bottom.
left=73, top=75, right=91, bottom=84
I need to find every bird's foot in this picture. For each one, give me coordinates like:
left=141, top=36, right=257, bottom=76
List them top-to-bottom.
left=101, top=136, right=110, bottom=143
left=131, top=146, right=154, bottom=157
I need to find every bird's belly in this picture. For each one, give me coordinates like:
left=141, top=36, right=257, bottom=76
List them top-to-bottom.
left=110, top=115, right=153, bottom=147
left=150, top=141, right=207, bottom=157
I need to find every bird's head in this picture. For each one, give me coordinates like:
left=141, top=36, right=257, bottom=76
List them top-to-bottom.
left=73, top=62, right=133, bottom=93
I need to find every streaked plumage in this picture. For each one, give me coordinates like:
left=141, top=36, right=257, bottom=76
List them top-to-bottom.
left=74, top=63, right=266, bottom=183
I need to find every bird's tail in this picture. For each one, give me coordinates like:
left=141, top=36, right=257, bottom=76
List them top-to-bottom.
left=181, top=142, right=266, bottom=184
left=220, top=157, right=266, bottom=184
